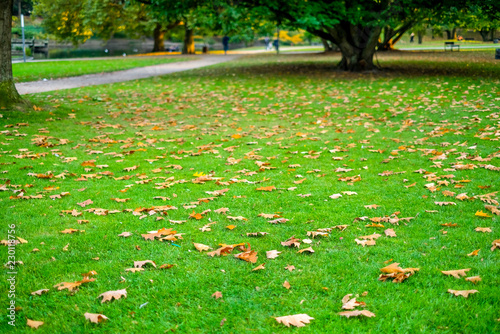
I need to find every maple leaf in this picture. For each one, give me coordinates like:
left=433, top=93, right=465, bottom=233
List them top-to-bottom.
left=256, top=186, right=276, bottom=191
left=329, top=194, right=342, bottom=199
left=77, top=199, right=93, bottom=207
left=364, top=204, right=380, bottom=209
left=214, top=207, right=229, bottom=214
left=475, top=210, right=491, bottom=218
left=189, top=211, right=203, bottom=220
left=227, top=215, right=248, bottom=221
left=268, top=218, right=289, bottom=224
left=365, top=223, right=384, bottom=228
left=226, top=225, right=237, bottom=230
left=384, top=229, right=397, bottom=237
left=118, top=232, right=132, bottom=237
left=247, top=232, right=269, bottom=237
left=281, top=236, right=301, bottom=247
left=193, top=243, right=211, bottom=252
left=207, top=245, right=234, bottom=257
left=297, top=247, right=314, bottom=254
left=235, top=250, right=258, bottom=263
left=266, top=250, right=281, bottom=259
left=284, top=265, right=296, bottom=272
left=441, top=268, right=470, bottom=279
left=54, top=277, right=95, bottom=291
left=283, top=281, right=291, bottom=289
left=31, top=289, right=49, bottom=296
left=98, top=289, right=127, bottom=303
left=447, top=289, right=479, bottom=298
left=212, top=291, right=223, bottom=299
left=341, top=294, right=366, bottom=310
left=339, top=310, right=375, bottom=318
left=84, top=312, right=109, bottom=323
left=275, top=314, right=314, bottom=327
left=27, top=319, right=44, bottom=329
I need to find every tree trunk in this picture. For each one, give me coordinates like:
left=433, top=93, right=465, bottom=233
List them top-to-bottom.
left=0, top=0, right=22, bottom=108
left=152, top=23, right=165, bottom=52
left=332, top=24, right=381, bottom=71
left=182, top=26, right=195, bottom=54
left=479, top=29, right=492, bottom=41
left=417, top=32, right=423, bottom=44
left=321, top=38, right=332, bottom=52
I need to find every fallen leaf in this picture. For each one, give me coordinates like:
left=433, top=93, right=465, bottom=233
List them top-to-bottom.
left=256, top=186, right=276, bottom=191
left=475, top=227, right=491, bottom=233
left=384, top=229, right=397, bottom=237
left=118, top=232, right=132, bottom=237
left=193, top=243, right=211, bottom=252
left=297, top=247, right=314, bottom=253
left=467, top=249, right=480, bottom=257
left=266, top=250, right=281, bottom=259
left=252, top=263, right=265, bottom=271
left=284, top=265, right=296, bottom=272
left=442, top=268, right=471, bottom=279
left=465, top=276, right=481, bottom=284
left=283, top=281, right=291, bottom=289
left=31, top=289, right=49, bottom=296
left=98, top=289, right=127, bottom=303
left=447, top=289, right=479, bottom=298
left=212, top=291, right=223, bottom=299
left=339, top=310, right=376, bottom=318
left=84, top=312, right=109, bottom=323
left=275, top=314, right=314, bottom=327
left=27, top=319, right=44, bottom=329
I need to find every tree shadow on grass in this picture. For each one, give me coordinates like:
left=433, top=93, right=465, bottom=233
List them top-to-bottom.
left=186, top=52, right=500, bottom=80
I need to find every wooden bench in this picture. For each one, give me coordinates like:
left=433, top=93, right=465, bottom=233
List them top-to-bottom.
left=444, top=41, right=460, bottom=52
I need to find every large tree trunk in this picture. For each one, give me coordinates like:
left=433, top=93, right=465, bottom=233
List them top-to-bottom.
left=0, top=0, right=22, bottom=108
left=377, top=21, right=415, bottom=51
left=152, top=23, right=165, bottom=52
left=327, top=24, right=381, bottom=71
left=182, top=26, right=195, bottom=54
left=445, top=28, right=456, bottom=40
left=479, top=29, right=492, bottom=41
left=417, top=31, right=424, bottom=44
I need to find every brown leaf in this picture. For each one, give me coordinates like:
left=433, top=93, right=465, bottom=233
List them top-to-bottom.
left=256, top=186, right=276, bottom=191
left=77, top=199, right=93, bottom=207
left=364, top=204, right=380, bottom=209
left=258, top=213, right=281, bottom=219
left=225, top=225, right=237, bottom=230
left=475, top=227, right=491, bottom=233
left=384, top=229, right=397, bottom=237
left=118, top=232, right=132, bottom=237
left=355, top=238, right=376, bottom=247
left=193, top=243, right=211, bottom=252
left=297, top=247, right=314, bottom=254
left=467, top=249, right=480, bottom=257
left=235, top=250, right=258, bottom=263
left=266, top=250, right=281, bottom=259
left=133, top=260, right=156, bottom=268
left=252, top=263, right=265, bottom=271
left=284, top=265, right=296, bottom=272
left=442, top=268, right=470, bottom=279
left=465, top=276, right=481, bottom=284
left=54, top=277, right=95, bottom=291
left=283, top=281, right=291, bottom=289
left=31, top=289, right=49, bottom=296
left=98, top=289, right=127, bottom=303
left=447, top=289, right=479, bottom=298
left=212, top=291, right=223, bottom=299
left=341, top=294, right=366, bottom=310
left=339, top=310, right=376, bottom=318
left=84, top=312, right=109, bottom=323
left=275, top=314, right=314, bottom=327
left=27, top=319, right=44, bottom=329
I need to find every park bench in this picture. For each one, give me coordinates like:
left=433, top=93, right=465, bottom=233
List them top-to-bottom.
left=11, top=39, right=49, bottom=58
left=444, top=41, right=460, bottom=52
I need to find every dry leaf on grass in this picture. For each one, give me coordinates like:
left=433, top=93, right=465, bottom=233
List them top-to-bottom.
left=475, top=227, right=491, bottom=233
left=384, top=229, right=397, bottom=237
left=118, top=232, right=132, bottom=237
left=491, top=239, right=500, bottom=251
left=193, top=243, right=211, bottom=252
left=297, top=247, right=314, bottom=254
left=467, top=249, right=480, bottom=257
left=235, top=250, right=258, bottom=263
left=266, top=250, right=281, bottom=259
left=133, top=260, right=156, bottom=268
left=252, top=263, right=265, bottom=271
left=284, top=265, right=296, bottom=272
left=125, top=268, right=144, bottom=273
left=442, top=268, right=470, bottom=279
left=465, top=276, right=481, bottom=284
left=54, top=277, right=95, bottom=291
left=283, top=281, right=291, bottom=289
left=31, top=289, right=49, bottom=296
left=98, top=289, right=127, bottom=303
left=447, top=289, right=479, bottom=298
left=212, top=291, right=223, bottom=299
left=341, top=294, right=366, bottom=310
left=339, top=310, right=375, bottom=318
left=84, top=312, right=109, bottom=323
left=275, top=314, right=314, bottom=327
left=27, top=319, right=44, bottom=329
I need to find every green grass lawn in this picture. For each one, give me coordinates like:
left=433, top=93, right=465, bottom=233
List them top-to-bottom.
left=1, top=52, right=499, bottom=333
left=12, top=56, right=194, bottom=83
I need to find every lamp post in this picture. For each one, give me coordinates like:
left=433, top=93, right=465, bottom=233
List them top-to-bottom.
left=21, top=14, right=26, bottom=62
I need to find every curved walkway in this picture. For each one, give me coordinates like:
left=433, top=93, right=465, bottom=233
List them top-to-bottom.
left=16, top=55, right=239, bottom=95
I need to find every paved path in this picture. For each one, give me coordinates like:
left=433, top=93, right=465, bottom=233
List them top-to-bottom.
left=16, top=55, right=239, bottom=95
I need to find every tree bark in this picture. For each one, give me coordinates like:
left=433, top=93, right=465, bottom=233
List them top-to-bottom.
left=0, top=0, right=22, bottom=108
left=152, top=23, right=165, bottom=52
left=182, top=25, right=195, bottom=54
left=479, top=29, right=492, bottom=41
left=417, top=31, right=424, bottom=44
left=321, top=38, right=332, bottom=52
